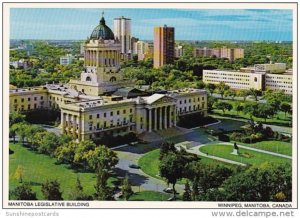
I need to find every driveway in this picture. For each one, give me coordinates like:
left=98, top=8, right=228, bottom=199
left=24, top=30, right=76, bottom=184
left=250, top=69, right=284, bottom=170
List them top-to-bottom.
left=39, top=124, right=62, bottom=136
left=114, top=145, right=185, bottom=194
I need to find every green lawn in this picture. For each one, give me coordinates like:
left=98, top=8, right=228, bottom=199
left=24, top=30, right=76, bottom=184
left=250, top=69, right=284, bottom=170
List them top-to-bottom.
left=212, top=99, right=292, bottom=127
left=236, top=140, right=292, bottom=156
left=9, top=143, right=118, bottom=200
left=199, top=144, right=291, bottom=166
left=138, top=148, right=237, bottom=181
left=128, top=191, right=171, bottom=201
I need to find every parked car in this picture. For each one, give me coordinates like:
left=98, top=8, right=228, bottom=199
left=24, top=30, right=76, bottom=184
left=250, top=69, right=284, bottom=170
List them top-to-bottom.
left=129, top=164, right=140, bottom=169
left=163, top=187, right=173, bottom=193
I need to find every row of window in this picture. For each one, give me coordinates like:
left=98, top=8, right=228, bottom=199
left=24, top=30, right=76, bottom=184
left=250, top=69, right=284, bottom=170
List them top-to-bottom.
left=204, top=72, right=250, bottom=78
left=205, top=76, right=250, bottom=82
left=205, top=80, right=250, bottom=86
left=266, top=80, right=292, bottom=84
left=266, top=84, right=292, bottom=89
left=13, top=96, right=44, bottom=103
left=179, top=97, right=205, bottom=105
left=13, top=103, right=43, bottom=111
left=178, top=104, right=205, bottom=113
left=89, top=108, right=134, bottom=120
left=88, top=117, right=134, bottom=131
left=87, top=127, right=133, bottom=140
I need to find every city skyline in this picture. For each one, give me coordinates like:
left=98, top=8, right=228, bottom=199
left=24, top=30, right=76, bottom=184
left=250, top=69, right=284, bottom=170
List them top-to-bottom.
left=10, top=8, right=293, bottom=41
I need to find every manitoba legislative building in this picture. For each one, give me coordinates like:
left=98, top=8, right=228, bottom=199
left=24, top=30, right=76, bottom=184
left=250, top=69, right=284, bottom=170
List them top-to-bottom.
left=9, top=15, right=208, bottom=141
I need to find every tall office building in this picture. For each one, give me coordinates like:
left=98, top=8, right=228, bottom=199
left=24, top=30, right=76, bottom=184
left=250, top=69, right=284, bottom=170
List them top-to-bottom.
left=113, top=16, right=132, bottom=56
left=153, top=25, right=175, bottom=68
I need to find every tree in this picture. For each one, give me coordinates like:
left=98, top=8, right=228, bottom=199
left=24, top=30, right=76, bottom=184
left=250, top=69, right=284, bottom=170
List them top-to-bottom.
left=216, top=82, right=230, bottom=99
left=206, top=83, right=216, bottom=96
left=249, top=88, right=261, bottom=102
left=224, top=89, right=236, bottom=100
left=237, top=90, right=250, bottom=101
left=207, top=96, right=217, bottom=113
left=215, top=101, right=233, bottom=115
left=280, top=102, right=291, bottom=117
left=243, top=103, right=258, bottom=119
left=254, top=103, right=275, bottom=122
left=236, top=104, right=244, bottom=115
left=9, top=112, right=25, bottom=127
left=13, top=122, right=28, bottom=144
left=10, top=123, right=20, bottom=144
left=24, top=124, right=45, bottom=147
left=33, top=132, right=60, bottom=155
left=73, top=140, right=96, bottom=167
left=55, top=141, right=77, bottom=164
left=159, top=142, right=176, bottom=160
left=85, top=145, right=118, bottom=171
left=159, top=152, right=186, bottom=199
left=222, top=163, right=291, bottom=201
left=197, top=164, right=233, bottom=194
left=14, top=165, right=24, bottom=183
left=94, top=165, right=114, bottom=200
left=121, top=174, right=133, bottom=201
left=69, top=176, right=91, bottom=200
left=191, top=178, right=200, bottom=201
left=41, top=180, right=63, bottom=200
left=182, top=182, right=192, bottom=201
left=10, top=183, right=37, bottom=200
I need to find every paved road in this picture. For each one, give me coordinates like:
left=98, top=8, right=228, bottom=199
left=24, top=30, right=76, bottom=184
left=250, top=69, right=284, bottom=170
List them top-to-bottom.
left=211, top=115, right=292, bottom=134
left=39, top=124, right=62, bottom=136
left=187, top=144, right=247, bottom=166
left=114, top=145, right=184, bottom=194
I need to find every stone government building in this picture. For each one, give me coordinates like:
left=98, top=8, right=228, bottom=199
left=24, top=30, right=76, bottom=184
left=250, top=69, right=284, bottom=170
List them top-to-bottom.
left=9, top=15, right=208, bottom=141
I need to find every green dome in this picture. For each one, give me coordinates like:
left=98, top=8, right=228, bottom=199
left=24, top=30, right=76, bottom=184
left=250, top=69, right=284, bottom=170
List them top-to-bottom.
left=90, top=16, right=115, bottom=40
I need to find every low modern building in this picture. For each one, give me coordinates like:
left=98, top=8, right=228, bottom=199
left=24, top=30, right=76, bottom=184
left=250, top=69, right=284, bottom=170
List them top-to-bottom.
left=174, top=45, right=184, bottom=58
left=194, top=47, right=244, bottom=61
left=60, top=54, right=75, bottom=65
left=203, top=66, right=293, bottom=95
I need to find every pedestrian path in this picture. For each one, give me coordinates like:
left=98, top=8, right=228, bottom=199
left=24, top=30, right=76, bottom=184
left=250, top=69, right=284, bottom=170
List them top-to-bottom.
left=185, top=141, right=291, bottom=166
left=219, top=142, right=292, bottom=159
left=187, top=143, right=247, bottom=166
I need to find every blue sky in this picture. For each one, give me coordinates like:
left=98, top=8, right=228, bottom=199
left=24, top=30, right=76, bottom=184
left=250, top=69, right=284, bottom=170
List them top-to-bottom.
left=10, top=8, right=293, bottom=41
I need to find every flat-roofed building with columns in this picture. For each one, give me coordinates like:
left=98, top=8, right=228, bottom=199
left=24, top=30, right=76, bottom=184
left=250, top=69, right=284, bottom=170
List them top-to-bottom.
left=60, top=89, right=207, bottom=141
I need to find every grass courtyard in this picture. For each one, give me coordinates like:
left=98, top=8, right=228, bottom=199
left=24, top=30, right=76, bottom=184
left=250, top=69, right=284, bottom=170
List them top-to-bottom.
left=236, top=140, right=292, bottom=156
left=9, top=143, right=117, bottom=200
left=9, top=143, right=174, bottom=201
left=199, top=144, right=291, bottom=166
left=138, top=148, right=237, bottom=181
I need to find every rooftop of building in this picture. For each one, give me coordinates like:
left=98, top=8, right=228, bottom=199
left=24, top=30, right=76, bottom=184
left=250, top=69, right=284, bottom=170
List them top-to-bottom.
left=90, top=15, right=115, bottom=41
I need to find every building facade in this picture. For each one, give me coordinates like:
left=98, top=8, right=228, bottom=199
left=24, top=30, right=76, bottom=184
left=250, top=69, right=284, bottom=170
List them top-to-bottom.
left=113, top=16, right=132, bottom=57
left=153, top=25, right=175, bottom=68
left=133, top=41, right=153, bottom=61
left=174, top=45, right=184, bottom=58
left=194, top=47, right=244, bottom=61
left=60, top=54, right=75, bottom=65
left=203, top=68, right=293, bottom=95
left=60, top=89, right=207, bottom=141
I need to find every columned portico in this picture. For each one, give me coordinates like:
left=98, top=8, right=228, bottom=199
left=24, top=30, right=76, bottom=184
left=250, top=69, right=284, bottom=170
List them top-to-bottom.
left=145, top=101, right=177, bottom=132
left=148, top=108, right=152, bottom=132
